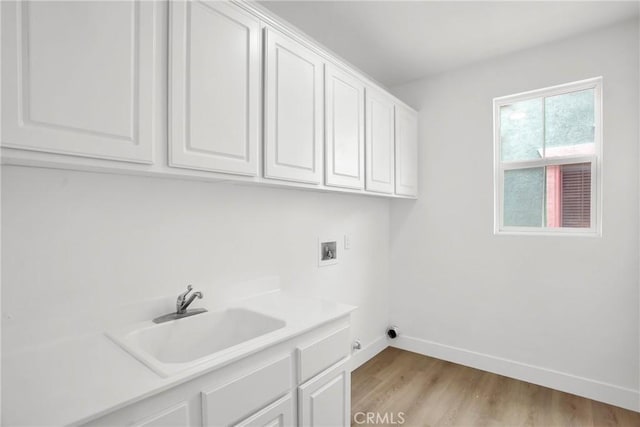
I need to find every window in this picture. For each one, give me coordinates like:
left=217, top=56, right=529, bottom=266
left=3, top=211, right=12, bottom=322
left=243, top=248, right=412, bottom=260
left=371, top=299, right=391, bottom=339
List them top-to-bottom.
left=493, top=77, right=602, bottom=235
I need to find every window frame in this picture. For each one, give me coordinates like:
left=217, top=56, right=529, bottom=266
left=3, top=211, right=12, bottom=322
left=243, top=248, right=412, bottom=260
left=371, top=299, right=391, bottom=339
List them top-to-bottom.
left=493, top=77, right=603, bottom=236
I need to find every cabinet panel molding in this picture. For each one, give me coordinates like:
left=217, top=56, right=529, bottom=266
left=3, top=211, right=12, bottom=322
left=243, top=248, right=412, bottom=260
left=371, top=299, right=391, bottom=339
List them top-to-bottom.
left=1, top=0, right=156, bottom=163
left=169, top=0, right=260, bottom=176
left=264, top=27, right=324, bottom=184
left=325, top=64, right=365, bottom=189
left=365, top=87, right=395, bottom=194
left=395, top=105, right=419, bottom=197
left=297, top=326, right=350, bottom=384
left=201, top=355, right=292, bottom=427
left=298, top=358, right=351, bottom=427
left=234, top=394, right=294, bottom=427
left=132, top=402, right=190, bottom=427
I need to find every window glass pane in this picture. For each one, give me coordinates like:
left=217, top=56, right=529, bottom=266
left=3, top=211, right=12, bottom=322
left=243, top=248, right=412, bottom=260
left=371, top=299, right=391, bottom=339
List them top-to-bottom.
left=496, top=79, right=599, bottom=234
left=545, top=89, right=595, bottom=157
left=500, top=98, right=543, bottom=162
left=545, top=163, right=591, bottom=228
left=504, top=167, right=544, bottom=227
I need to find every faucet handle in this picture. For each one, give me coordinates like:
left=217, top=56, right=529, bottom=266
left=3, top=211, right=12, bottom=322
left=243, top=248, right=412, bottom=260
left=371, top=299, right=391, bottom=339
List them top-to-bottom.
left=176, top=285, right=193, bottom=313
left=177, top=285, right=193, bottom=302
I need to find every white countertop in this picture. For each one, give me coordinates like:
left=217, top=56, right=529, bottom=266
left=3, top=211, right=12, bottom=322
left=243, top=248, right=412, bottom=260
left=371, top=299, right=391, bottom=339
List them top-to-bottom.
left=2, top=291, right=356, bottom=426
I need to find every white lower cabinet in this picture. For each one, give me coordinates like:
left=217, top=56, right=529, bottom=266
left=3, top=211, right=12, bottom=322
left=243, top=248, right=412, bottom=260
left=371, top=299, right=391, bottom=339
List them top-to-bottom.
left=84, top=320, right=350, bottom=427
left=201, top=356, right=292, bottom=426
left=298, top=359, right=351, bottom=427
left=235, top=394, right=294, bottom=427
left=132, top=402, right=190, bottom=427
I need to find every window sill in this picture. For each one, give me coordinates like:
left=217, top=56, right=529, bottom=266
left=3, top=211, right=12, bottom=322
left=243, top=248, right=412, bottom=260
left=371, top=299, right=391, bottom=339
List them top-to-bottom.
left=494, top=228, right=601, bottom=238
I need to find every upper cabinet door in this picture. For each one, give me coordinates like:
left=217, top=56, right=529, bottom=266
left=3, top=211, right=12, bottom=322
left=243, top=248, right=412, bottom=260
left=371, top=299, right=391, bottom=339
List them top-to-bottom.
left=1, top=0, right=156, bottom=163
left=169, top=0, right=260, bottom=176
left=264, top=28, right=323, bottom=184
left=325, top=65, right=365, bottom=189
left=365, top=88, right=395, bottom=194
left=395, top=105, right=419, bottom=197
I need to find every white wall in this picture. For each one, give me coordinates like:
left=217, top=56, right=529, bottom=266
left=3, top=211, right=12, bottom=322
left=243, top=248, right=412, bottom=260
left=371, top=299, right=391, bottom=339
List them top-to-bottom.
left=390, top=19, right=639, bottom=410
left=1, top=166, right=390, bottom=363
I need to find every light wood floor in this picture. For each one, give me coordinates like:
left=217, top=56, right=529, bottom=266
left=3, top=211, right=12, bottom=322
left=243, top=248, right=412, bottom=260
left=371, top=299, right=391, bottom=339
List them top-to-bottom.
left=351, top=347, right=640, bottom=427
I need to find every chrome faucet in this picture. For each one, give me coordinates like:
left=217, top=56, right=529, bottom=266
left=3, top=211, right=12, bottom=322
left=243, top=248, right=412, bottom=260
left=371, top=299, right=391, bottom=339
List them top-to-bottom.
left=153, top=285, right=207, bottom=324
left=176, top=285, right=203, bottom=314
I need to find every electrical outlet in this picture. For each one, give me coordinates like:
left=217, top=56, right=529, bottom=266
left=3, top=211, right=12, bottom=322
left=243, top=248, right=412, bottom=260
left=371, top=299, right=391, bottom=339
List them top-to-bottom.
left=344, top=234, right=351, bottom=250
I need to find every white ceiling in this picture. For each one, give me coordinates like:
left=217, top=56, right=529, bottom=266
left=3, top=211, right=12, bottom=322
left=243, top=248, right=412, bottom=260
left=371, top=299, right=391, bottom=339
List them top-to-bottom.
left=258, top=1, right=639, bottom=87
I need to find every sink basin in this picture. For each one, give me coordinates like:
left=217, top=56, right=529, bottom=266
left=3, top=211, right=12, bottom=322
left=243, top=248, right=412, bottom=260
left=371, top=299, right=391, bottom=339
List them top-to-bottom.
left=108, top=308, right=286, bottom=377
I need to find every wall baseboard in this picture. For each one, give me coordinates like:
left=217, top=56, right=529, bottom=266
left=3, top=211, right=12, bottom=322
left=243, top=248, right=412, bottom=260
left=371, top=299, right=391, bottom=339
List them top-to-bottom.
left=351, top=335, right=389, bottom=372
left=392, top=335, right=640, bottom=413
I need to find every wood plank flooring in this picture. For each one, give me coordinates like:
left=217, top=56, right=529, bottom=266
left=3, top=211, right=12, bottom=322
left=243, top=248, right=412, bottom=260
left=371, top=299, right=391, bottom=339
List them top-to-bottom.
left=351, top=347, right=640, bottom=427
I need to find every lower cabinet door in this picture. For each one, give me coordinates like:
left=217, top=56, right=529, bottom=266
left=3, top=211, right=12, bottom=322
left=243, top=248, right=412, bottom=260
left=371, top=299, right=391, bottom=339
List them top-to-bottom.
left=298, top=358, right=351, bottom=427
left=234, top=394, right=294, bottom=427
left=131, top=402, right=190, bottom=427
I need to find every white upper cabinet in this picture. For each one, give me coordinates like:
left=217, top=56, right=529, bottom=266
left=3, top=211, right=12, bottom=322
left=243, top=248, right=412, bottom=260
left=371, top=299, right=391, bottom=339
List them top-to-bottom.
left=1, top=0, right=156, bottom=163
left=1, top=0, right=418, bottom=198
left=169, top=0, right=260, bottom=176
left=264, top=28, right=324, bottom=184
left=324, top=64, right=365, bottom=189
left=365, top=87, right=395, bottom=194
left=395, top=105, right=419, bottom=197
